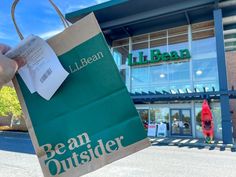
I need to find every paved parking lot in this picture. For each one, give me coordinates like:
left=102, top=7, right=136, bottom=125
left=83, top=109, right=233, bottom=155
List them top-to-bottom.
left=0, top=132, right=236, bottom=177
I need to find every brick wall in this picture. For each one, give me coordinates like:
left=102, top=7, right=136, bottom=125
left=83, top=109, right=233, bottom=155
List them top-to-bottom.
left=225, top=51, right=236, bottom=138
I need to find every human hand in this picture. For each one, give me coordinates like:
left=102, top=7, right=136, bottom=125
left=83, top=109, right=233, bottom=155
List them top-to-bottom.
left=0, top=44, right=26, bottom=86
left=0, top=44, right=26, bottom=68
left=0, top=44, right=11, bottom=54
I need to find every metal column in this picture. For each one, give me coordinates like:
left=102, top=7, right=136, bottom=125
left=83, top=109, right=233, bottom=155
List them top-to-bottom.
left=214, top=9, right=233, bottom=144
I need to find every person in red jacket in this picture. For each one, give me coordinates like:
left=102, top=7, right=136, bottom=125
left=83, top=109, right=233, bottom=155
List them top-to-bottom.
left=0, top=44, right=25, bottom=88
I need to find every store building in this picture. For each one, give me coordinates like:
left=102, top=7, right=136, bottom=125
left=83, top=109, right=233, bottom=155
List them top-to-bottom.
left=66, top=0, right=236, bottom=143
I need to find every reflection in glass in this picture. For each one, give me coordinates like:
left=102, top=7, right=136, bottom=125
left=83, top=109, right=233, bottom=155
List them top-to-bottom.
left=192, top=21, right=214, bottom=33
left=111, top=23, right=219, bottom=95
left=168, top=25, right=188, bottom=36
left=150, top=30, right=166, bottom=40
left=192, top=30, right=214, bottom=41
left=132, top=34, right=148, bottom=43
left=192, top=37, right=216, bottom=57
left=112, top=38, right=129, bottom=47
left=150, top=41, right=167, bottom=53
left=168, top=41, right=188, bottom=52
left=132, top=42, right=149, bottom=63
left=113, top=46, right=129, bottom=66
left=193, top=59, right=218, bottom=81
left=169, top=62, right=190, bottom=81
left=150, top=64, right=168, bottom=83
left=131, top=67, right=149, bottom=87
left=119, top=69, right=129, bottom=86
left=194, top=81, right=219, bottom=92
left=169, top=83, right=191, bottom=93
left=148, top=85, right=169, bottom=93
left=132, top=87, right=150, bottom=93
left=212, top=103, right=222, bottom=139
left=195, top=104, right=203, bottom=138
left=150, top=107, right=169, bottom=124
left=137, top=109, right=149, bottom=130
left=171, top=109, right=192, bottom=135
left=171, top=110, right=181, bottom=134
left=182, top=110, right=191, bottom=134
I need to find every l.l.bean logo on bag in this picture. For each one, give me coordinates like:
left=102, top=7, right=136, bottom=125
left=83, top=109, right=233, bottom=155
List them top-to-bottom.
left=68, top=51, right=104, bottom=73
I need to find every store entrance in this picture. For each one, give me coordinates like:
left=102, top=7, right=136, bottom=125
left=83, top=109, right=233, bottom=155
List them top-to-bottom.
left=137, top=109, right=149, bottom=131
left=170, top=109, right=192, bottom=136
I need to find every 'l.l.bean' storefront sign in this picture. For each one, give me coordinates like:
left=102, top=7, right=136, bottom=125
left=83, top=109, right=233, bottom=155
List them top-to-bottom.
left=128, top=49, right=191, bottom=66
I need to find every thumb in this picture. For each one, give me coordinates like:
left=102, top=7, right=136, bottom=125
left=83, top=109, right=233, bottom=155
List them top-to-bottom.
left=0, top=44, right=11, bottom=55
left=14, top=57, right=26, bottom=69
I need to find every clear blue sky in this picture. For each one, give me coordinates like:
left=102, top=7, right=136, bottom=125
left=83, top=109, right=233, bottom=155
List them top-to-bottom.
left=0, top=0, right=109, bottom=46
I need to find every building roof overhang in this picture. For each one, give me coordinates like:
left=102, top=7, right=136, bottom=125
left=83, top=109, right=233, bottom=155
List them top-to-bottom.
left=66, top=0, right=236, bottom=43
left=131, top=88, right=236, bottom=104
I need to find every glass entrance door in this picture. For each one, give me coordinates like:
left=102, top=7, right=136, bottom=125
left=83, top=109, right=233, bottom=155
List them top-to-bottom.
left=137, top=109, right=149, bottom=131
left=170, top=109, right=192, bottom=136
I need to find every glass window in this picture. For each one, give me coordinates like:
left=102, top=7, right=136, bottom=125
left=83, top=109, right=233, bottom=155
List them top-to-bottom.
left=192, top=20, right=214, bottom=32
left=111, top=22, right=219, bottom=94
left=168, top=25, right=188, bottom=36
left=192, top=29, right=214, bottom=41
left=150, top=30, right=166, bottom=40
left=132, top=34, right=148, bottom=43
left=168, top=34, right=188, bottom=45
left=192, top=37, right=217, bottom=58
left=112, top=38, right=129, bottom=47
left=150, top=39, right=167, bottom=53
left=168, top=41, right=189, bottom=53
left=132, top=42, right=149, bottom=63
left=132, top=42, right=149, bottom=51
left=113, top=46, right=129, bottom=66
left=193, top=58, right=218, bottom=81
left=169, top=62, right=190, bottom=81
left=149, top=64, right=169, bottom=93
left=150, top=64, right=168, bottom=83
left=131, top=66, right=149, bottom=87
left=119, top=69, right=129, bottom=86
left=194, top=81, right=219, bottom=92
left=169, top=83, right=192, bottom=93
left=148, top=85, right=170, bottom=93
left=131, top=86, right=150, bottom=93
left=195, top=103, right=204, bottom=138
left=211, top=103, right=222, bottom=140
left=150, top=107, right=169, bottom=124
left=137, top=109, right=149, bottom=131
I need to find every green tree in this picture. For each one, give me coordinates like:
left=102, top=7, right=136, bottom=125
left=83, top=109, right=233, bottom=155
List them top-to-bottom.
left=0, top=86, right=22, bottom=118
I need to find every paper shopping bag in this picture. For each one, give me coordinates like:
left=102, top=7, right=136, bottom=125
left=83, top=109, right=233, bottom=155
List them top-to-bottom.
left=12, top=4, right=150, bottom=177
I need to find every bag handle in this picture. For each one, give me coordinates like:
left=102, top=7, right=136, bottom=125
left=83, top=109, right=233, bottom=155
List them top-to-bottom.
left=11, top=0, right=70, bottom=40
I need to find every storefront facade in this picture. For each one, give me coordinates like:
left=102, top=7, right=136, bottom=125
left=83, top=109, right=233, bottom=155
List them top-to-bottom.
left=66, top=0, right=236, bottom=143
left=111, top=21, right=223, bottom=139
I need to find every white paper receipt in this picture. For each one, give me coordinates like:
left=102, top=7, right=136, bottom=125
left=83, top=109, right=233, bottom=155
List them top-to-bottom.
left=6, top=35, right=69, bottom=100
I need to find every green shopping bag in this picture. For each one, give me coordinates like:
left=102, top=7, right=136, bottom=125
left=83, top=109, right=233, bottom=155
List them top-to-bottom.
left=11, top=1, right=150, bottom=177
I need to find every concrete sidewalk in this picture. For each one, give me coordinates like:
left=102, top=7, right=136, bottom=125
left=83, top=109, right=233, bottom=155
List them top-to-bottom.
left=150, top=137, right=236, bottom=152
